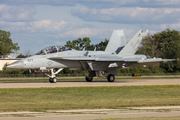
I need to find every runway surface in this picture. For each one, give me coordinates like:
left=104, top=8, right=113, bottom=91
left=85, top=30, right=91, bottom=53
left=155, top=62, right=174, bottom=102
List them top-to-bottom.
left=0, top=78, right=180, bottom=88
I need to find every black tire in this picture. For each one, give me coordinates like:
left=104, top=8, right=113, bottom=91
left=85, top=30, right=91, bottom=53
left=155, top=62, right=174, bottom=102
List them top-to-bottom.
left=107, top=74, right=115, bottom=82
left=85, top=76, right=93, bottom=82
left=53, top=77, right=57, bottom=83
left=49, top=78, right=53, bottom=83
left=49, top=78, right=57, bottom=83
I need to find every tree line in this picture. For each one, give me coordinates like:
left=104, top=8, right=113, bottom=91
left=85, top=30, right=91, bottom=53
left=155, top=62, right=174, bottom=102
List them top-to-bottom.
left=0, top=28, right=180, bottom=74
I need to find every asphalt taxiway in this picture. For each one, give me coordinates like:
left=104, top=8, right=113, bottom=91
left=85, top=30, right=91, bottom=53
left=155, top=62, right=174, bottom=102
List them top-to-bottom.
left=0, top=78, right=179, bottom=88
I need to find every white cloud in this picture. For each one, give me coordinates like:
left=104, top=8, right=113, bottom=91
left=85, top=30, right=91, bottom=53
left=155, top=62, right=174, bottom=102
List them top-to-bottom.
left=0, top=0, right=77, bottom=6
left=2, top=0, right=180, bottom=9
left=155, top=0, right=180, bottom=5
left=1, top=1, right=180, bottom=54
left=0, top=5, right=36, bottom=22
left=71, top=7, right=180, bottom=24
left=0, top=19, right=80, bottom=34
left=1, top=19, right=109, bottom=38
left=30, top=20, right=68, bottom=32
left=143, top=20, right=180, bottom=34
left=0, top=21, right=26, bottom=27
left=169, top=22, right=180, bottom=29
left=59, top=28, right=103, bottom=38
left=59, top=28, right=135, bottom=41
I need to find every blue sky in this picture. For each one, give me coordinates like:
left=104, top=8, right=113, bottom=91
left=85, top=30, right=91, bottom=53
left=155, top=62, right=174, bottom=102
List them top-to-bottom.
left=1, top=0, right=180, bottom=54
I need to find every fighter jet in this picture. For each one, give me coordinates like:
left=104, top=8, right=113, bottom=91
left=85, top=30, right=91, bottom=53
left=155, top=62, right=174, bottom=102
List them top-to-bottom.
left=7, top=30, right=174, bottom=83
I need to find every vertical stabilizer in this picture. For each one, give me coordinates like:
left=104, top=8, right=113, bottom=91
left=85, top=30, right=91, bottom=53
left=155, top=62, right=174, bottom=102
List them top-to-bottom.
left=105, top=30, right=126, bottom=54
left=118, top=30, right=148, bottom=55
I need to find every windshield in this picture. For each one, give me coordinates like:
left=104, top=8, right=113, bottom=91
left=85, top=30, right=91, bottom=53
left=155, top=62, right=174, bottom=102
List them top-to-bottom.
left=35, top=46, right=72, bottom=55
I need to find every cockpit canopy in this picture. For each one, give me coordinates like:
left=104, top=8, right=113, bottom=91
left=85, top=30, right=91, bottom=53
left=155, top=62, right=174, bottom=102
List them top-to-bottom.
left=35, top=46, right=72, bottom=55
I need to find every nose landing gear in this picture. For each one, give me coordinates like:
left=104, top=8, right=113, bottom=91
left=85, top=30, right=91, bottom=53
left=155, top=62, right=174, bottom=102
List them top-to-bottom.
left=46, top=68, right=63, bottom=83
left=49, top=77, right=57, bottom=83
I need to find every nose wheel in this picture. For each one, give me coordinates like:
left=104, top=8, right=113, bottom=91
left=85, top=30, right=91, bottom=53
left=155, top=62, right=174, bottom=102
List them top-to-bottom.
left=46, top=68, right=63, bottom=83
left=49, top=77, right=57, bottom=83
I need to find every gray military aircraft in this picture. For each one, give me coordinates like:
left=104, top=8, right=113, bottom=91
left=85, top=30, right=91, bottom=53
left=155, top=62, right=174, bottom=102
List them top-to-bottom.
left=7, top=30, right=174, bottom=83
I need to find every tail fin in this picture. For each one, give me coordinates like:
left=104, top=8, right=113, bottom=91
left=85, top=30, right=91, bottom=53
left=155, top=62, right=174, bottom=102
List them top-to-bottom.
left=105, top=30, right=126, bottom=54
left=118, top=30, right=148, bottom=55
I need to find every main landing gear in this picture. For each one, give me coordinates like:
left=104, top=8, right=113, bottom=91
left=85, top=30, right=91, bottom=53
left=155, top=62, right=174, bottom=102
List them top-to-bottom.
left=46, top=68, right=63, bottom=83
left=85, top=71, right=115, bottom=82
left=107, top=74, right=115, bottom=82
left=85, top=76, right=93, bottom=82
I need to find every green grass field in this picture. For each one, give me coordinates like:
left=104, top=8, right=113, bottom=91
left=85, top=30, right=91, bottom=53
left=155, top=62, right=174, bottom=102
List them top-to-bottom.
left=0, top=85, right=180, bottom=112
left=95, top=117, right=180, bottom=120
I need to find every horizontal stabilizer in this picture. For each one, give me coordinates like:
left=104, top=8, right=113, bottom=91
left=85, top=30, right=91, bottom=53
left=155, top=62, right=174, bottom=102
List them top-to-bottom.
left=137, top=58, right=162, bottom=63
left=137, top=58, right=175, bottom=63
left=162, top=59, right=176, bottom=62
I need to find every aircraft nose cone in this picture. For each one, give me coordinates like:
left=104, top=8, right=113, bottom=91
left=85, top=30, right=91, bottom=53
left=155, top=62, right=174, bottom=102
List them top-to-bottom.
left=7, top=60, right=24, bottom=69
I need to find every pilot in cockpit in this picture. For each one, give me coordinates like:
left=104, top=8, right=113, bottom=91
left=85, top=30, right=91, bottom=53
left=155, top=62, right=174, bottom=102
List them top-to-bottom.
left=60, top=47, right=63, bottom=52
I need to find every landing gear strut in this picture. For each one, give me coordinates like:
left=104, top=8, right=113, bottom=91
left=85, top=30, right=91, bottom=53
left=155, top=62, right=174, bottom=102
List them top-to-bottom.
left=46, top=68, right=63, bottom=83
left=85, top=71, right=96, bottom=82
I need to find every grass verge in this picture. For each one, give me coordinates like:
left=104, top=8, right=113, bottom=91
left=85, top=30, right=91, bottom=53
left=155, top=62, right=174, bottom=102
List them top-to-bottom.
left=0, top=85, right=180, bottom=111
left=94, top=117, right=180, bottom=120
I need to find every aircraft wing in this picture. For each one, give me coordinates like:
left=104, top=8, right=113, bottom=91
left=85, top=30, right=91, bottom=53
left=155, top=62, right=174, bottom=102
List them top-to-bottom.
left=48, top=56, right=97, bottom=61
left=48, top=56, right=175, bottom=71
left=49, top=56, right=175, bottom=62
left=49, top=56, right=126, bottom=61
left=95, top=58, right=175, bottom=63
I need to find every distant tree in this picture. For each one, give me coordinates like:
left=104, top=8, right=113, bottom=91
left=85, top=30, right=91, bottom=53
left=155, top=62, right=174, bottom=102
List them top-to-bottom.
left=137, top=28, right=180, bottom=73
left=0, top=29, right=20, bottom=55
left=156, top=29, right=180, bottom=72
left=156, top=29, right=180, bottom=59
left=137, top=34, right=160, bottom=58
left=65, top=37, right=94, bottom=50
left=65, top=37, right=109, bottom=51
left=95, top=38, right=109, bottom=51
left=24, top=49, right=33, bottom=57
left=17, top=54, right=27, bottom=58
